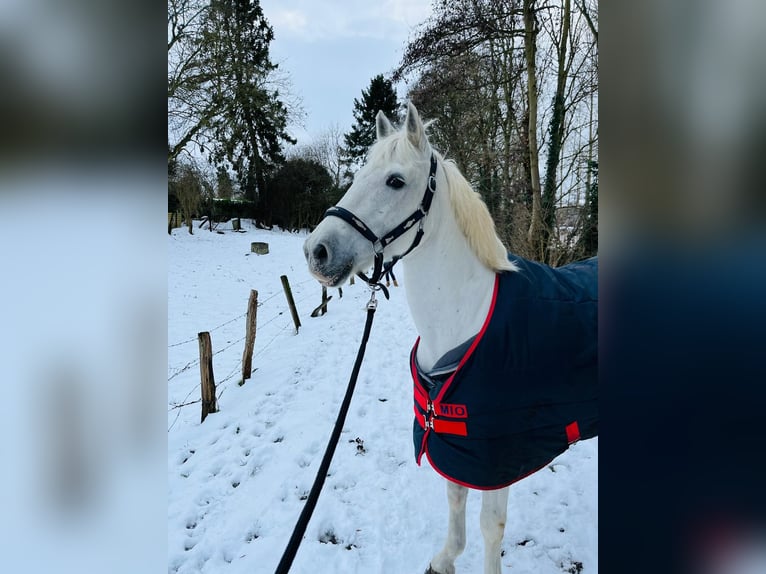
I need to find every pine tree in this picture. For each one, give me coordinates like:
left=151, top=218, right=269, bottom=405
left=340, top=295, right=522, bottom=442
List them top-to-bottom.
left=202, top=0, right=295, bottom=202
left=343, top=75, right=400, bottom=173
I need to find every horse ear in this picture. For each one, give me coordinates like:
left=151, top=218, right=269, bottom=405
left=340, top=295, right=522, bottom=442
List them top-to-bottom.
left=404, top=102, right=427, bottom=150
left=376, top=111, right=394, bottom=140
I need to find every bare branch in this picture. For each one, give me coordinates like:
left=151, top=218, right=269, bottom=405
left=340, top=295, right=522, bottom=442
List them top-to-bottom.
left=574, top=0, right=598, bottom=42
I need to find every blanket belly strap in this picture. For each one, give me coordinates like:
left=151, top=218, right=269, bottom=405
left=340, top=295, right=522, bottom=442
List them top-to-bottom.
left=565, top=421, right=580, bottom=444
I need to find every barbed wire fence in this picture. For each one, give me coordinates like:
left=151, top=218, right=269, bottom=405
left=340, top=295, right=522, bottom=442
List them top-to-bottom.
left=167, top=276, right=326, bottom=432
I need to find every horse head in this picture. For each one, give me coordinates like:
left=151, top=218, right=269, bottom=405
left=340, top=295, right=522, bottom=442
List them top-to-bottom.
left=304, top=102, right=435, bottom=287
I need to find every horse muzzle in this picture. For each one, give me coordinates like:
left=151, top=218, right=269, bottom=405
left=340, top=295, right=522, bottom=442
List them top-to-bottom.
left=303, top=234, right=357, bottom=287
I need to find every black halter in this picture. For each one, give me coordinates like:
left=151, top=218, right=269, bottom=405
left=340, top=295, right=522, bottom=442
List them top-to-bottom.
left=324, top=154, right=437, bottom=298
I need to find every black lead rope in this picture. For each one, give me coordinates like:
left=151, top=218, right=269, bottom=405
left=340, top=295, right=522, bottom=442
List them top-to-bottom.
left=275, top=154, right=438, bottom=572
left=273, top=290, right=379, bottom=574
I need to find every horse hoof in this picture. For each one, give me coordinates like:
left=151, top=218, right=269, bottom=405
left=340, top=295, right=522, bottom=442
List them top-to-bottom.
left=424, top=566, right=444, bottom=574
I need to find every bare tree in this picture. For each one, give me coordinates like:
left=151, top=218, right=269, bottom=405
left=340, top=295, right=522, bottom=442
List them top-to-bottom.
left=168, top=0, right=213, bottom=162
left=397, top=0, right=598, bottom=264
left=523, top=0, right=544, bottom=259
left=536, top=0, right=572, bottom=260
left=575, top=0, right=598, bottom=42
left=292, top=124, right=346, bottom=189
left=173, top=160, right=206, bottom=234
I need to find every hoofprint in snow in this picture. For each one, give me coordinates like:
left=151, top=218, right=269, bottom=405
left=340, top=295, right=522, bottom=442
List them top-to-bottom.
left=168, top=221, right=597, bottom=574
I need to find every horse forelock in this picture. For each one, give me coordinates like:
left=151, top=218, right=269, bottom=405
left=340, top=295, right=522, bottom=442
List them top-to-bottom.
left=367, top=114, right=438, bottom=166
left=366, top=130, right=423, bottom=168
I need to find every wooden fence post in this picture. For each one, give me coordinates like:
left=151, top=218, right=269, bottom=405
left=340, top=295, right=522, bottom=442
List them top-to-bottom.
left=280, top=274, right=301, bottom=333
left=310, top=285, right=333, bottom=317
left=241, top=290, right=258, bottom=382
left=198, top=331, right=217, bottom=423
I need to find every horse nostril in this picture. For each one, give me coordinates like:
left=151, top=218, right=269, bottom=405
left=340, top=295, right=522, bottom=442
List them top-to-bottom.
left=312, top=243, right=329, bottom=264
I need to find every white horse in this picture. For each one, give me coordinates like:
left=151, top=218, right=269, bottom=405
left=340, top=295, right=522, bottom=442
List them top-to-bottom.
left=304, top=102, right=596, bottom=574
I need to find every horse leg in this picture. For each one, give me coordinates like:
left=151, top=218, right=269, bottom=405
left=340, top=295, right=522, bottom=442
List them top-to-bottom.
left=426, top=480, right=468, bottom=574
left=480, top=487, right=509, bottom=574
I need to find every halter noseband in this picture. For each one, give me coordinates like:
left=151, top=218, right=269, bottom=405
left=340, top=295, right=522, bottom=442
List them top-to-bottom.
left=324, top=153, right=437, bottom=298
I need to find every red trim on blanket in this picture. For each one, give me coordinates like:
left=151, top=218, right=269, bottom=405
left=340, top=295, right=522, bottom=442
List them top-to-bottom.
left=433, top=274, right=500, bottom=406
left=411, top=275, right=501, bottom=463
left=411, top=342, right=426, bottom=401
left=414, top=384, right=428, bottom=410
left=416, top=427, right=429, bottom=466
left=424, top=448, right=553, bottom=491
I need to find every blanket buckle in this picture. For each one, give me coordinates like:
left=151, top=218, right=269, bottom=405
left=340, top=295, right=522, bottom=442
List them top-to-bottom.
left=424, top=400, right=435, bottom=430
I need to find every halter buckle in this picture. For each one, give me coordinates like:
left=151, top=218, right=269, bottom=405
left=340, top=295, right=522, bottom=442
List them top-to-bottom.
left=428, top=174, right=436, bottom=192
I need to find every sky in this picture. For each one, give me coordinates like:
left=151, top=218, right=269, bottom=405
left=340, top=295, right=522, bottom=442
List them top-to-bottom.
left=259, top=0, right=433, bottom=146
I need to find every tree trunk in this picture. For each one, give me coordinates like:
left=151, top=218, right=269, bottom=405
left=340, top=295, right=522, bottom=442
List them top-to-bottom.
left=524, top=0, right=543, bottom=260
left=541, top=0, right=571, bottom=263
left=586, top=90, right=594, bottom=209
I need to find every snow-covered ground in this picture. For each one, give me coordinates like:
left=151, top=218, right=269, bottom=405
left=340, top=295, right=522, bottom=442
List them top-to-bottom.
left=168, top=220, right=597, bottom=574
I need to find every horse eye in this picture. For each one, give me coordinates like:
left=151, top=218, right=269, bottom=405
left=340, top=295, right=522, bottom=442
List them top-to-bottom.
left=386, top=175, right=406, bottom=189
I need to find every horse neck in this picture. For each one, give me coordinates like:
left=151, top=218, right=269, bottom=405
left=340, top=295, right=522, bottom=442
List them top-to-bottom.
left=400, top=199, right=497, bottom=373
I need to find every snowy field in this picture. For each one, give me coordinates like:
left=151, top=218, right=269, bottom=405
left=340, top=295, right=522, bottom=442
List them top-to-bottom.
left=168, top=220, right=597, bottom=574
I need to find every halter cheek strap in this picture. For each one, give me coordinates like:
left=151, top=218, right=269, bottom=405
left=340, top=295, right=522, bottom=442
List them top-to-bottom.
left=324, top=153, right=437, bottom=298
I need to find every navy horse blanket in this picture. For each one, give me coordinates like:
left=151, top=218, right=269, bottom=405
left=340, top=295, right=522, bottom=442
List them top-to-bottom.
left=412, top=255, right=598, bottom=489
